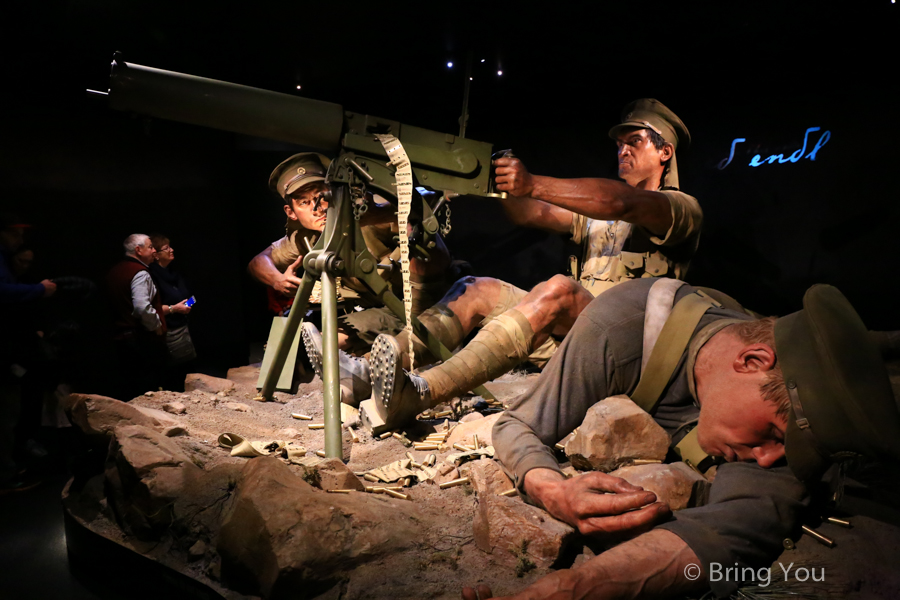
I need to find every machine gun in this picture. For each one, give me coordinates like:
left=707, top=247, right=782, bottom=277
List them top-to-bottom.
left=94, top=52, right=508, bottom=458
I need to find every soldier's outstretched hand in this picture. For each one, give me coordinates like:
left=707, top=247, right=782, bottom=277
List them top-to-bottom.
left=493, top=157, right=535, bottom=198
left=275, top=254, right=304, bottom=296
left=526, top=469, right=671, bottom=540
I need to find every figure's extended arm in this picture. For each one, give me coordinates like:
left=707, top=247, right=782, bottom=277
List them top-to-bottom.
left=494, top=158, right=673, bottom=237
left=463, top=529, right=705, bottom=600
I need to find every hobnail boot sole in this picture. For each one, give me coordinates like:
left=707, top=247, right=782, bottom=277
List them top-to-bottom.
left=300, top=323, right=324, bottom=379
left=370, top=334, right=402, bottom=414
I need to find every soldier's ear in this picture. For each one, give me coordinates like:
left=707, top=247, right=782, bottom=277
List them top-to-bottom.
left=659, top=143, right=674, bottom=163
left=283, top=203, right=299, bottom=222
left=733, top=344, right=777, bottom=374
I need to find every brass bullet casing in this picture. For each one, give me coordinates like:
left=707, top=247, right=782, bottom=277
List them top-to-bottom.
left=253, top=394, right=266, bottom=402
left=434, top=410, right=453, bottom=418
left=291, top=413, right=313, bottom=420
left=308, top=423, right=325, bottom=430
left=349, top=428, right=360, bottom=443
left=378, top=431, right=393, bottom=440
left=392, top=432, right=404, bottom=441
left=472, top=434, right=479, bottom=449
left=414, top=443, right=440, bottom=450
left=452, top=443, right=470, bottom=452
left=554, top=443, right=566, bottom=451
left=315, top=450, right=327, bottom=457
left=406, top=451, right=415, bottom=461
left=426, top=454, right=436, bottom=467
left=632, top=459, right=663, bottom=465
left=364, top=474, right=380, bottom=482
left=439, top=477, right=470, bottom=489
left=499, top=488, right=518, bottom=497
left=327, top=489, right=353, bottom=494
left=384, top=489, right=409, bottom=500
left=824, top=516, right=852, bottom=528
left=801, top=525, right=835, bottom=548
left=782, top=538, right=795, bottom=550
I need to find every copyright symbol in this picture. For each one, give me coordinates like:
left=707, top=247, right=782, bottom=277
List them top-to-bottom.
left=684, top=563, right=701, bottom=581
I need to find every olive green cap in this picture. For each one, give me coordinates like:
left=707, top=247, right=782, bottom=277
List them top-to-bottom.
left=608, top=99, right=690, bottom=189
left=268, top=152, right=332, bottom=201
left=775, top=285, right=900, bottom=483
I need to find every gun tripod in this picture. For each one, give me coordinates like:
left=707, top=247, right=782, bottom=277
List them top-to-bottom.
left=258, top=153, right=493, bottom=458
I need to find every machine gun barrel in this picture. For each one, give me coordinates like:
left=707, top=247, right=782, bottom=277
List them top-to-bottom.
left=107, top=52, right=344, bottom=150
left=102, top=53, right=494, bottom=198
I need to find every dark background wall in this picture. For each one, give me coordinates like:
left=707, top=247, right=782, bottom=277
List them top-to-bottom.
left=1, top=1, right=897, bottom=387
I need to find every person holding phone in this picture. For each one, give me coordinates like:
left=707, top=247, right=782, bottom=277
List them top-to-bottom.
left=148, top=234, right=196, bottom=389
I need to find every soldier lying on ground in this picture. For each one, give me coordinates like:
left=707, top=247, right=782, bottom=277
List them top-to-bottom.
left=320, top=99, right=704, bottom=426
left=247, top=153, right=457, bottom=402
left=458, top=278, right=900, bottom=600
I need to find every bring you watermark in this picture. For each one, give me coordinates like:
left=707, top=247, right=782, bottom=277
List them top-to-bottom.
left=684, top=562, right=825, bottom=588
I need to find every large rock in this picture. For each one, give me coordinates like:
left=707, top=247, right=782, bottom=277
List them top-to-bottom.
left=184, top=373, right=236, bottom=394
left=65, top=393, right=165, bottom=438
left=565, top=395, right=669, bottom=472
left=446, top=412, right=502, bottom=449
left=105, top=424, right=201, bottom=538
left=218, top=457, right=421, bottom=599
left=297, top=457, right=365, bottom=492
left=462, top=459, right=515, bottom=497
left=608, top=462, right=708, bottom=511
left=473, top=493, right=576, bottom=571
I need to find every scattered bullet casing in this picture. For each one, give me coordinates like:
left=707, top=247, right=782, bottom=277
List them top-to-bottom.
left=434, top=410, right=452, bottom=418
left=291, top=413, right=312, bottom=420
left=308, top=423, right=325, bottom=429
left=349, top=429, right=360, bottom=442
left=378, top=431, right=393, bottom=440
left=392, top=432, right=405, bottom=441
left=472, top=434, right=479, bottom=449
left=452, top=443, right=470, bottom=452
left=554, top=443, right=566, bottom=451
left=414, top=444, right=440, bottom=450
left=315, top=450, right=327, bottom=457
left=632, top=459, right=663, bottom=465
left=364, top=474, right=379, bottom=482
left=439, top=477, right=470, bottom=489
left=499, top=488, right=518, bottom=497
left=327, top=489, right=352, bottom=494
left=384, top=489, right=409, bottom=500
left=824, top=516, right=851, bottom=528
left=801, top=525, right=835, bottom=548
left=782, top=538, right=795, bottom=550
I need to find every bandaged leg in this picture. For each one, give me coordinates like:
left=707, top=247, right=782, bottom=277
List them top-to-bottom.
left=395, top=303, right=466, bottom=370
left=422, top=308, right=536, bottom=403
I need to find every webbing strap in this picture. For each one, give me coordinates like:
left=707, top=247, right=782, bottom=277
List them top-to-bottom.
left=630, top=291, right=719, bottom=415
left=674, top=428, right=709, bottom=472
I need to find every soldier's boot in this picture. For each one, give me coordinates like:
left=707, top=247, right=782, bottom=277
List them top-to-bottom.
left=370, top=308, right=536, bottom=424
left=301, top=322, right=371, bottom=407
left=368, top=334, right=432, bottom=428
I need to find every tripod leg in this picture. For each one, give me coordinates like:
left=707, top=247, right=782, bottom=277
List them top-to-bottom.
left=320, top=270, right=342, bottom=459
left=259, top=274, right=316, bottom=401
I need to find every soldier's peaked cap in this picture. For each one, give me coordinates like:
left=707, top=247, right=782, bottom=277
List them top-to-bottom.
left=608, top=98, right=690, bottom=150
left=268, top=153, right=332, bottom=200
left=775, top=285, right=900, bottom=483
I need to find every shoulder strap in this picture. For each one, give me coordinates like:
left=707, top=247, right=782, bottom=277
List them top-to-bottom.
left=630, top=289, right=720, bottom=415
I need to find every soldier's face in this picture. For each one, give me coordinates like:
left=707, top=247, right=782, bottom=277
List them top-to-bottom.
left=615, top=129, right=670, bottom=187
left=285, top=182, right=329, bottom=232
left=694, top=335, right=788, bottom=469
left=696, top=394, right=787, bottom=469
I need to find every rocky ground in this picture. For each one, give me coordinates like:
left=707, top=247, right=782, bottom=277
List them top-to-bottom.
left=60, top=365, right=900, bottom=600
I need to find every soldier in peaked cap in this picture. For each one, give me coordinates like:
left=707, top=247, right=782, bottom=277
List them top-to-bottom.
left=363, top=99, right=703, bottom=431
left=247, top=152, right=458, bottom=405
left=460, top=278, right=900, bottom=600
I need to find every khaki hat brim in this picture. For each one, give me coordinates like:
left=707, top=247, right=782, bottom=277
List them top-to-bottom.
left=284, top=175, right=327, bottom=198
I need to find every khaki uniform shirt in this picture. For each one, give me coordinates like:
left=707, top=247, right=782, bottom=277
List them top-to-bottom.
left=570, top=190, right=702, bottom=296
left=269, top=221, right=402, bottom=306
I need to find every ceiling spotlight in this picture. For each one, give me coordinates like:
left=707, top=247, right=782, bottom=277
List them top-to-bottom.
left=480, top=59, right=485, bottom=63
left=447, top=61, right=453, bottom=68
left=497, top=70, right=503, bottom=76
left=469, top=77, right=473, bottom=81
left=296, top=85, right=302, bottom=90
